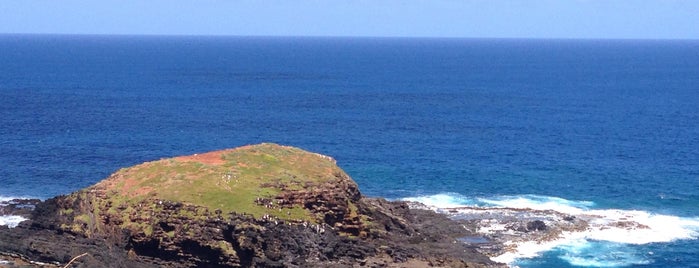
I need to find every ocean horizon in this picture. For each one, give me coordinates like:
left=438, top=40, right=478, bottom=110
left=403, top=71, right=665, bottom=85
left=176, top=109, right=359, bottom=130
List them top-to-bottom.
left=1, top=35, right=698, bottom=267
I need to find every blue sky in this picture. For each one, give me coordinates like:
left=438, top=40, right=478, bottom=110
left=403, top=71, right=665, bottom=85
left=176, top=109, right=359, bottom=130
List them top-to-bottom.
left=1, top=0, right=698, bottom=39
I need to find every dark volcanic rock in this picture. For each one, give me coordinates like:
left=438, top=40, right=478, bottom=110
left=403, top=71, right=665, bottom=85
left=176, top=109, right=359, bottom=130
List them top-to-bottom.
left=0, top=144, right=503, bottom=268
left=1, top=198, right=499, bottom=268
left=0, top=199, right=40, bottom=218
left=526, top=220, right=547, bottom=232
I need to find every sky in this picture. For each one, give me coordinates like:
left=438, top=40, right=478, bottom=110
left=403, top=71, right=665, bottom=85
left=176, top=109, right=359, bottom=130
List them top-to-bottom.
left=1, top=0, right=699, bottom=39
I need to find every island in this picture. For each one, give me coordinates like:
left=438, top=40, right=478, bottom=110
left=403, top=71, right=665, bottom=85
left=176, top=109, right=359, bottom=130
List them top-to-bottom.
left=0, top=143, right=502, bottom=268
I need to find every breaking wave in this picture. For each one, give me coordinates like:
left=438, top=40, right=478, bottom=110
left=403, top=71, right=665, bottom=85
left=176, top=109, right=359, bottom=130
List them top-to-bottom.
left=402, top=193, right=699, bottom=267
left=0, top=195, right=30, bottom=228
left=0, top=215, right=27, bottom=228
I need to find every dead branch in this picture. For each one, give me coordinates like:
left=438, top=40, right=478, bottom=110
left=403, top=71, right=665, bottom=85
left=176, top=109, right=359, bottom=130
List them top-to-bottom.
left=62, top=252, right=89, bottom=268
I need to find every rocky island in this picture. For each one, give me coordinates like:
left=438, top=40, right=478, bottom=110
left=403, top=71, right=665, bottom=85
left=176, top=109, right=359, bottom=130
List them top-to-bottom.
left=0, top=143, right=503, bottom=267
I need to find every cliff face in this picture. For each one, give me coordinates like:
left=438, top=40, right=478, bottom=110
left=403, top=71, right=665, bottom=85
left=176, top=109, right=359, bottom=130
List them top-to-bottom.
left=0, top=143, right=500, bottom=267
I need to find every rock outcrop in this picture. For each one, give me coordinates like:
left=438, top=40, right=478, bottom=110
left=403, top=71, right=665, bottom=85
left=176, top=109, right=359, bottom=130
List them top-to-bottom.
left=0, top=143, right=501, bottom=268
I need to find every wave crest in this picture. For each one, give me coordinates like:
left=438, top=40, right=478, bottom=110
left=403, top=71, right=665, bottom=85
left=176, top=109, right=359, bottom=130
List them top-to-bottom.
left=402, top=193, right=699, bottom=267
left=1, top=195, right=33, bottom=228
left=0, top=215, right=27, bottom=228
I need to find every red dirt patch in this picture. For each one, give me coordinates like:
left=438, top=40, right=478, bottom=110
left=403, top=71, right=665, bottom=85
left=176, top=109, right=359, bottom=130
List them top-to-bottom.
left=174, top=149, right=234, bottom=165
left=133, top=186, right=155, bottom=196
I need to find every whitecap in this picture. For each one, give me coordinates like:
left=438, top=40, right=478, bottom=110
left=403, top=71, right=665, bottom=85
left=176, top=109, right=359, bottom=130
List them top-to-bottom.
left=402, top=192, right=477, bottom=208
left=402, top=193, right=699, bottom=267
left=477, top=194, right=595, bottom=214
left=0, top=195, right=18, bottom=202
left=0, top=195, right=35, bottom=203
left=1, top=195, right=33, bottom=228
left=582, top=209, right=699, bottom=244
left=0, top=215, right=27, bottom=228
left=556, top=241, right=652, bottom=267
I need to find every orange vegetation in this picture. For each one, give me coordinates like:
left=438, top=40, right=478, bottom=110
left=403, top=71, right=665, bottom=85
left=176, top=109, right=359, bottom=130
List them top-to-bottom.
left=174, top=149, right=234, bottom=165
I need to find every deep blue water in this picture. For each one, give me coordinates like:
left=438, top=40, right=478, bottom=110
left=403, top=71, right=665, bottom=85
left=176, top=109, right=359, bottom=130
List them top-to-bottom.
left=1, top=35, right=698, bottom=267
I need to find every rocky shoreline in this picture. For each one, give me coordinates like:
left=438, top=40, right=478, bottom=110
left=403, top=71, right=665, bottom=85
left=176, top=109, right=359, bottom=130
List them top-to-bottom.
left=1, top=143, right=659, bottom=268
left=0, top=144, right=506, bottom=268
left=1, top=194, right=654, bottom=267
left=1, top=197, right=501, bottom=268
left=0, top=198, right=39, bottom=222
left=405, top=200, right=659, bottom=265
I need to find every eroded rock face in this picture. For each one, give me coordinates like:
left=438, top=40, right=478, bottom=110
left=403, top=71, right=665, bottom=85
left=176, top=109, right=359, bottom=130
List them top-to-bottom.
left=0, top=144, right=501, bottom=268
left=274, top=170, right=364, bottom=236
left=1, top=198, right=499, bottom=268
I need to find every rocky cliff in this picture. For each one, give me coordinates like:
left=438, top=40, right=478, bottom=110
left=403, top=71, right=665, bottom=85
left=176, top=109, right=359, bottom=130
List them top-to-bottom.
left=0, top=143, right=501, bottom=268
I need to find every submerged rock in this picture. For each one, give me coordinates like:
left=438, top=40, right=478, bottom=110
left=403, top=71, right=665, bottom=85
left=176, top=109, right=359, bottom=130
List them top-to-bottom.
left=0, top=143, right=501, bottom=267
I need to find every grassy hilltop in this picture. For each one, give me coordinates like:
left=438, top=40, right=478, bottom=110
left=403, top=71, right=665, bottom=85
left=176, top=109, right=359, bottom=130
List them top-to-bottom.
left=60, top=143, right=363, bottom=237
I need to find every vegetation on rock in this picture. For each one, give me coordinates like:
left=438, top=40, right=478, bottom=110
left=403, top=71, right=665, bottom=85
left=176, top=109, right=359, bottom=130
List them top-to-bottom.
left=0, top=143, right=500, bottom=267
left=44, top=143, right=374, bottom=266
left=60, top=143, right=363, bottom=234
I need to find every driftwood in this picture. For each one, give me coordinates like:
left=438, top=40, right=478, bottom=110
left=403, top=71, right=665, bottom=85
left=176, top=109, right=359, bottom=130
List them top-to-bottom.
left=62, top=253, right=88, bottom=268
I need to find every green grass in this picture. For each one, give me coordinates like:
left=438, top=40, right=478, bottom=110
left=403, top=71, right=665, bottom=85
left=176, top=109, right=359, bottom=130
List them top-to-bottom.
left=64, top=143, right=353, bottom=238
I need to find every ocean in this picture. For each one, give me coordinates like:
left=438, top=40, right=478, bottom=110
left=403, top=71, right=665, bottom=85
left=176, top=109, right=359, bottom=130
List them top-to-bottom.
left=1, top=35, right=698, bottom=267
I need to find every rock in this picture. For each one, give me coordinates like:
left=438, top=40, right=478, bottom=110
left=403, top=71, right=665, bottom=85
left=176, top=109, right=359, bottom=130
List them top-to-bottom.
left=0, top=143, right=502, bottom=267
left=0, top=199, right=41, bottom=218
left=526, top=220, right=547, bottom=231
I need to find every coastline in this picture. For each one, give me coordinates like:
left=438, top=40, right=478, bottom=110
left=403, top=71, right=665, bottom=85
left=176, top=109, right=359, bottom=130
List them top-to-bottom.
left=0, top=144, right=504, bottom=267
left=4, top=191, right=699, bottom=267
left=403, top=193, right=699, bottom=267
left=3, top=194, right=699, bottom=267
left=0, top=197, right=503, bottom=268
left=0, top=198, right=38, bottom=228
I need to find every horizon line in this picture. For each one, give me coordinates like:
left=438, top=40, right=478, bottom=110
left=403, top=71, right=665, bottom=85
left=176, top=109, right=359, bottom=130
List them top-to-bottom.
left=1, top=32, right=698, bottom=42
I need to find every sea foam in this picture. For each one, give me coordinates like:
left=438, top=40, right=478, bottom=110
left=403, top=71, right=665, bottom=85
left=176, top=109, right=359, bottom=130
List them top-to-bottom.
left=403, top=193, right=699, bottom=267
left=0, top=195, right=30, bottom=228
left=0, top=196, right=19, bottom=203
left=0, top=215, right=27, bottom=228
left=555, top=240, right=652, bottom=267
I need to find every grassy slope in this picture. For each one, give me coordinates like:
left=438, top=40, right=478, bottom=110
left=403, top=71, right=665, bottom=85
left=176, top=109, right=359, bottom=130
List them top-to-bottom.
left=64, top=143, right=357, bottom=235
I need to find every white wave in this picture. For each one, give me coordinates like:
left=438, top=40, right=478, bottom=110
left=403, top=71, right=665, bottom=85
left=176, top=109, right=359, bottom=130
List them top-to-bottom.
left=402, top=192, right=476, bottom=208
left=402, top=193, right=699, bottom=267
left=402, top=193, right=595, bottom=212
left=477, top=194, right=595, bottom=214
left=0, top=195, right=35, bottom=203
left=1, top=195, right=33, bottom=228
left=0, top=196, right=19, bottom=202
left=582, top=209, right=699, bottom=244
left=0, top=215, right=27, bottom=228
left=496, top=236, right=655, bottom=267
left=492, top=238, right=575, bottom=264
left=556, top=240, right=651, bottom=267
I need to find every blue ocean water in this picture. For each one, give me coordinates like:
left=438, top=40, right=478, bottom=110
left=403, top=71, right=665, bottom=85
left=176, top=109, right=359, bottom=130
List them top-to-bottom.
left=1, top=35, right=698, bottom=267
